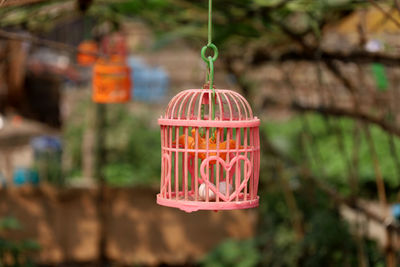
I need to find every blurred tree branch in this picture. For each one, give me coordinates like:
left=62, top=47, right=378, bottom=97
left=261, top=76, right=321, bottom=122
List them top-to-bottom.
left=0, top=0, right=49, bottom=7
left=368, top=0, right=400, bottom=28
left=0, top=29, right=101, bottom=56
left=246, top=49, right=400, bottom=67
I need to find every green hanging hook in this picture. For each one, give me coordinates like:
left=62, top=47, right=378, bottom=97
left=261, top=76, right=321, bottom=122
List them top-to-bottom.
left=201, top=43, right=219, bottom=63
left=208, top=56, right=215, bottom=120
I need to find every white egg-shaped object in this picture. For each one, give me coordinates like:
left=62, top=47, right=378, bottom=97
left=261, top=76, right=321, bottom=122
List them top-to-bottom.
left=199, top=181, right=234, bottom=201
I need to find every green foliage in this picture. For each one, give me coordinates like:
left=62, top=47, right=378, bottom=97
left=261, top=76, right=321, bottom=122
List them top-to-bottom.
left=0, top=0, right=362, bottom=54
left=106, top=0, right=359, bottom=51
left=371, top=63, right=389, bottom=91
left=63, top=97, right=90, bottom=179
left=64, top=100, right=160, bottom=186
left=103, top=105, right=161, bottom=186
left=264, top=114, right=400, bottom=199
left=33, top=152, right=63, bottom=186
left=202, top=179, right=386, bottom=266
left=257, top=180, right=348, bottom=266
left=300, top=210, right=356, bottom=266
left=0, top=217, right=40, bottom=267
left=0, top=217, right=20, bottom=232
left=202, top=239, right=260, bottom=267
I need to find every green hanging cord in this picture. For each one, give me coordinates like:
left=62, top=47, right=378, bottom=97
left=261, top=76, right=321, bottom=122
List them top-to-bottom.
left=200, top=0, right=218, bottom=125
left=200, top=0, right=218, bottom=84
left=208, top=0, right=212, bottom=45
left=208, top=56, right=215, bottom=121
left=208, top=56, right=216, bottom=140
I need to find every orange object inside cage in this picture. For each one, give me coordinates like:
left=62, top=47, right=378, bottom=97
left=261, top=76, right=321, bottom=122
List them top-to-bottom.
left=77, top=40, right=98, bottom=66
left=92, top=59, right=131, bottom=103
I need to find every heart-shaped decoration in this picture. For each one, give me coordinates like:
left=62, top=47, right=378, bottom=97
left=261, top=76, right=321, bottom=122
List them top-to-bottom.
left=200, top=155, right=252, bottom=202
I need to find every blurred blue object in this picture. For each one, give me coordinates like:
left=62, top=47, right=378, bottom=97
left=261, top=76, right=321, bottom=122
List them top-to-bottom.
left=128, top=56, right=169, bottom=102
left=31, top=135, right=62, bottom=155
left=13, top=168, right=39, bottom=186
left=13, top=168, right=29, bottom=185
left=30, top=170, right=40, bottom=185
left=391, top=204, right=400, bottom=220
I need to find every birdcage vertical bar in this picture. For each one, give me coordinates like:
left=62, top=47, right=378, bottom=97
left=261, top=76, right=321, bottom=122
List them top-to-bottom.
left=207, top=91, right=211, bottom=121
left=176, top=92, right=190, bottom=118
left=197, top=92, right=205, bottom=120
left=235, top=92, right=250, bottom=119
left=178, top=93, right=191, bottom=120
left=187, top=93, right=199, bottom=120
left=222, top=93, right=233, bottom=120
left=236, top=93, right=253, bottom=118
left=216, top=94, right=223, bottom=120
left=231, top=95, right=241, bottom=120
left=160, top=125, right=164, bottom=196
left=164, top=126, right=169, bottom=198
left=168, top=126, right=173, bottom=199
left=184, top=126, right=189, bottom=200
left=253, top=126, right=257, bottom=199
left=174, top=127, right=179, bottom=200
left=194, top=127, right=199, bottom=201
left=205, top=127, right=210, bottom=202
left=235, top=127, right=241, bottom=202
left=243, top=127, right=248, bottom=200
left=249, top=127, right=254, bottom=200
left=216, top=128, right=220, bottom=202
left=224, top=128, right=230, bottom=200
left=254, top=128, right=260, bottom=195
left=181, top=151, right=185, bottom=197
left=189, top=156, right=194, bottom=194
left=219, top=160, right=224, bottom=197
left=210, top=164, right=215, bottom=184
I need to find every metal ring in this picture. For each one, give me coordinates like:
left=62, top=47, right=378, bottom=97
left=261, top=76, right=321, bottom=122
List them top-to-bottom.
left=201, top=43, right=218, bottom=63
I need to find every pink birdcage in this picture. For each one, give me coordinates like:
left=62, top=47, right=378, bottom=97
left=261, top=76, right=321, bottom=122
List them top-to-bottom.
left=157, top=88, right=260, bottom=212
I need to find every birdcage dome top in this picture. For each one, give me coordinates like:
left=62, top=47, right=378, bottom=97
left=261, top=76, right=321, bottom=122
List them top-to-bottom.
left=158, top=89, right=259, bottom=128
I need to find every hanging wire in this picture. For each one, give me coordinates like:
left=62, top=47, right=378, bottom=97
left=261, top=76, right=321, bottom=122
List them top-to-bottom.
left=200, top=0, right=218, bottom=125
left=208, top=0, right=212, bottom=45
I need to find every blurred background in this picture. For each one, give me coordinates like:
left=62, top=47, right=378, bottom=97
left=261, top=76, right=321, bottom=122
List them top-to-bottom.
left=1, top=0, right=400, bottom=266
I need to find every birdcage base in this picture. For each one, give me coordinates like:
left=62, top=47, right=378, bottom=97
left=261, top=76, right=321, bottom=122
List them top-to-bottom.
left=157, top=193, right=259, bottom=213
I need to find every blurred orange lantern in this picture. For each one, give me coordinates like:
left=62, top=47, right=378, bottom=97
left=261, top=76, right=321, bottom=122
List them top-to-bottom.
left=77, top=40, right=98, bottom=66
left=110, top=54, right=126, bottom=63
left=92, top=59, right=131, bottom=103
